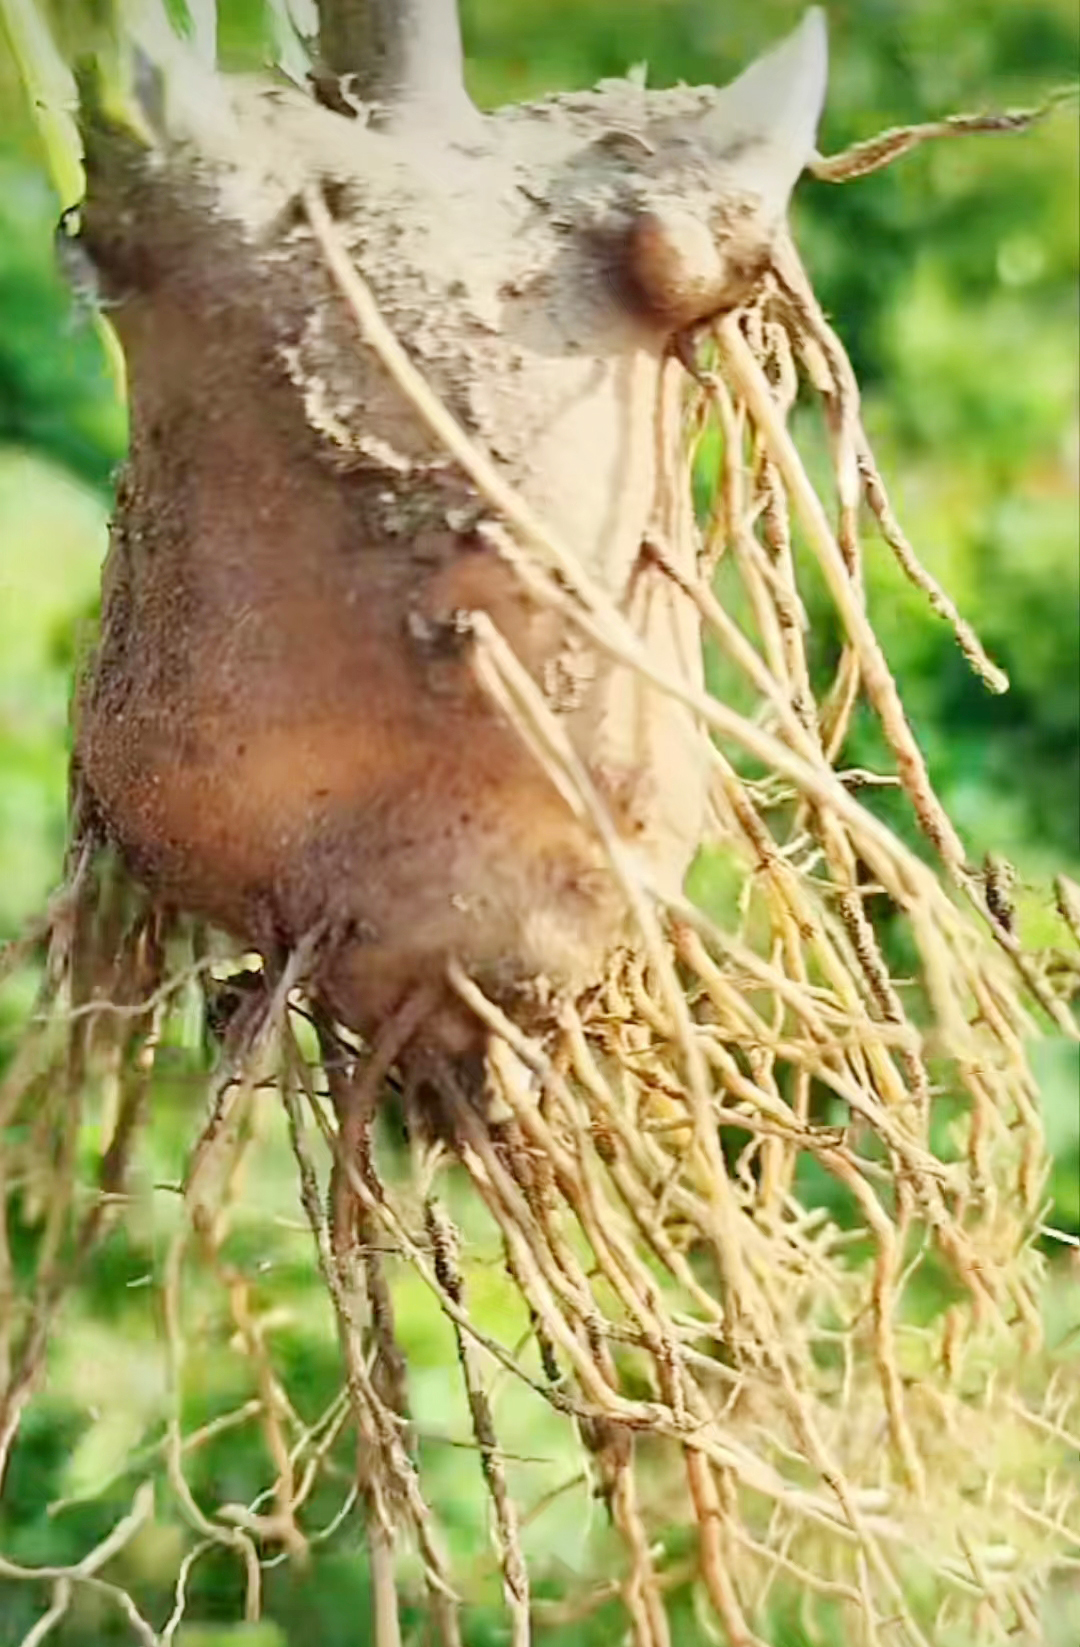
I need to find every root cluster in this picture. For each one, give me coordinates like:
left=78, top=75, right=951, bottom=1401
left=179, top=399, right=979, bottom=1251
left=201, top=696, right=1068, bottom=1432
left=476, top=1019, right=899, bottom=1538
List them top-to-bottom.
left=2, top=105, right=1078, bottom=1647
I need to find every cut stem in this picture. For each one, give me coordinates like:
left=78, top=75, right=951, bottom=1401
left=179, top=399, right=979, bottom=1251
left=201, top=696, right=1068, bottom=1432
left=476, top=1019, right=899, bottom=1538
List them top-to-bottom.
left=315, top=0, right=476, bottom=130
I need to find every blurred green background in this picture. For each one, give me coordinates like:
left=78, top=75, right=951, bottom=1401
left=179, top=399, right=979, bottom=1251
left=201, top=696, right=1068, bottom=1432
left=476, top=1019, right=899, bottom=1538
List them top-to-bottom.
left=1, top=2, right=1078, bottom=1643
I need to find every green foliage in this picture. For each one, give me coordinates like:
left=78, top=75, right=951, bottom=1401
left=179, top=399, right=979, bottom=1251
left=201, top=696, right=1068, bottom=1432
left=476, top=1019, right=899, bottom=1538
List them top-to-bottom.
left=0, top=159, right=125, bottom=490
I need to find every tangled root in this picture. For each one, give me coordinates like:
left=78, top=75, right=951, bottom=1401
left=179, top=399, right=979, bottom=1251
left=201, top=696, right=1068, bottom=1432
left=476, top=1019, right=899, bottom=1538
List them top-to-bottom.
left=2, top=101, right=1078, bottom=1647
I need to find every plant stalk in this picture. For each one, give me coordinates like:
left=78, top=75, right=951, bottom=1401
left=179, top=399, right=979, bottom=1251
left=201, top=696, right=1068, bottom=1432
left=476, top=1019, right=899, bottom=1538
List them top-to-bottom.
left=315, top=0, right=475, bottom=129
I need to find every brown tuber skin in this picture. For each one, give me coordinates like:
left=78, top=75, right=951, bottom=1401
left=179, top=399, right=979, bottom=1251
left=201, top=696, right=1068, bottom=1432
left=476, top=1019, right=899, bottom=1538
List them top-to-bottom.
left=73, top=10, right=827, bottom=1058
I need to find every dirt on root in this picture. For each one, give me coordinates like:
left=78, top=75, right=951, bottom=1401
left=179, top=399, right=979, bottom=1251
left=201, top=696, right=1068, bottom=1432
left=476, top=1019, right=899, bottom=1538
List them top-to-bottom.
left=75, top=66, right=800, bottom=1046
